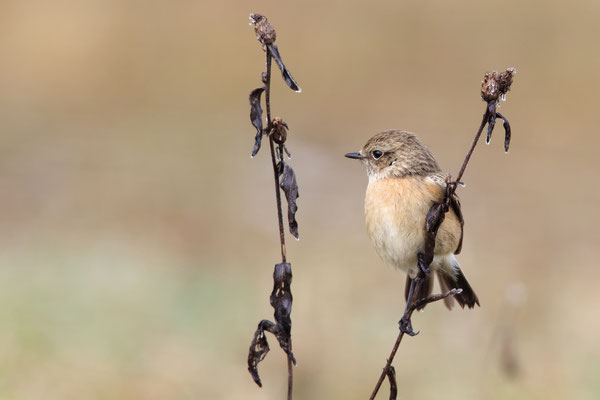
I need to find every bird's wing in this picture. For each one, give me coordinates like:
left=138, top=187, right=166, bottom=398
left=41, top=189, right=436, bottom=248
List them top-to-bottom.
left=427, top=173, right=464, bottom=254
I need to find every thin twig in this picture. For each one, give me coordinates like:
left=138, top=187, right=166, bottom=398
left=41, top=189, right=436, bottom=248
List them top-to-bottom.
left=265, top=50, right=287, bottom=262
left=453, top=109, right=490, bottom=191
left=268, top=134, right=286, bottom=263
left=368, top=274, right=424, bottom=400
left=410, top=289, right=463, bottom=312
left=287, top=344, right=294, bottom=400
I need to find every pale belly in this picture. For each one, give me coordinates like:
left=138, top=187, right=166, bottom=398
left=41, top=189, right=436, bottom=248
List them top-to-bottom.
left=364, top=177, right=460, bottom=275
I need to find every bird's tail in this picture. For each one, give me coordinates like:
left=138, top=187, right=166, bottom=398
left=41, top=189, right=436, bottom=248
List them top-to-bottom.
left=404, top=256, right=480, bottom=310
left=437, top=257, right=480, bottom=310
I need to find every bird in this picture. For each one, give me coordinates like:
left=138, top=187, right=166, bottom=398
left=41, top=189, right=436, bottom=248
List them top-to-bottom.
left=345, top=130, right=479, bottom=309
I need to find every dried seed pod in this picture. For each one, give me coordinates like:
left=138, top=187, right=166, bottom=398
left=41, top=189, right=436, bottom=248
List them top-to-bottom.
left=250, top=14, right=276, bottom=48
left=481, top=68, right=516, bottom=102
left=497, top=68, right=516, bottom=99
left=481, top=71, right=499, bottom=102
left=271, top=117, right=289, bottom=145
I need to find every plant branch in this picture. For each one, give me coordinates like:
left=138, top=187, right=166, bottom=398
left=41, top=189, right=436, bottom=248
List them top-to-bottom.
left=247, top=14, right=300, bottom=400
left=266, top=44, right=292, bottom=400
left=266, top=50, right=287, bottom=262
left=453, top=109, right=490, bottom=190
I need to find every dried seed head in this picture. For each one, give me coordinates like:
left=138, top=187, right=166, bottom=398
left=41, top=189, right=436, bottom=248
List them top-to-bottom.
left=249, top=14, right=276, bottom=49
left=481, top=68, right=516, bottom=102
left=497, top=68, right=516, bottom=98
left=481, top=71, right=499, bottom=102
left=271, top=117, right=289, bottom=145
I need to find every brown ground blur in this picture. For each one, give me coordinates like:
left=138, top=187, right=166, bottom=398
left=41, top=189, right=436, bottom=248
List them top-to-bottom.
left=0, top=1, right=599, bottom=399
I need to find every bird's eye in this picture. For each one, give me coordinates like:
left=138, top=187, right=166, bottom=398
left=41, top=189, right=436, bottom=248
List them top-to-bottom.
left=372, top=150, right=383, bottom=160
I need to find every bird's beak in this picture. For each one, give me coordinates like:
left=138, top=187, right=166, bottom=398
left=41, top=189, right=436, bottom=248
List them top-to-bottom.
left=344, top=152, right=363, bottom=160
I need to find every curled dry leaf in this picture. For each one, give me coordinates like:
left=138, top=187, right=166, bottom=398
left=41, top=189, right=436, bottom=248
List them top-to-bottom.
left=267, top=44, right=301, bottom=92
left=249, top=87, right=265, bottom=157
left=486, top=101, right=497, bottom=144
left=497, top=112, right=512, bottom=153
left=279, top=164, right=299, bottom=239
left=425, top=202, right=448, bottom=236
left=247, top=262, right=296, bottom=388
left=271, top=262, right=293, bottom=341
left=248, top=319, right=276, bottom=387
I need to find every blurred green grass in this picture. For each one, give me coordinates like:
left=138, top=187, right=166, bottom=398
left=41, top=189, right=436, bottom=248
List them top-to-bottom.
left=0, top=0, right=599, bottom=399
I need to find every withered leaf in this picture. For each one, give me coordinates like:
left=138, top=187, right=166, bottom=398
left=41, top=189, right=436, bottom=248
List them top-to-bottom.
left=267, top=44, right=301, bottom=93
left=249, top=87, right=265, bottom=157
left=486, top=101, right=497, bottom=145
left=497, top=111, right=512, bottom=153
left=503, top=120, right=511, bottom=153
left=279, top=164, right=299, bottom=239
left=425, top=202, right=447, bottom=234
left=247, top=261, right=296, bottom=387
left=246, top=262, right=296, bottom=387
left=270, top=262, right=295, bottom=364
left=247, top=319, right=276, bottom=387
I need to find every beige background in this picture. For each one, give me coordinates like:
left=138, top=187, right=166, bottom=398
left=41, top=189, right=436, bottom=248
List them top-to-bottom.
left=0, top=0, right=598, bottom=399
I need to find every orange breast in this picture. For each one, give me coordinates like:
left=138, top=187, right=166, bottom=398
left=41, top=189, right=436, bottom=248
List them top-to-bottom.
left=364, top=177, right=461, bottom=272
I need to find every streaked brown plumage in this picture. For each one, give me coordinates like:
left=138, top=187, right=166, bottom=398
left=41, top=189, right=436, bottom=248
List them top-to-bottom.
left=346, top=130, right=479, bottom=309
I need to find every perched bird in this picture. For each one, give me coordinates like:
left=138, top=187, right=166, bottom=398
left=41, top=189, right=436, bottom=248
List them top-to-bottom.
left=345, top=130, right=479, bottom=309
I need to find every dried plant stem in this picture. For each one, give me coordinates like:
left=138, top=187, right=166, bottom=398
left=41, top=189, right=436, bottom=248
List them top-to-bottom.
left=247, top=15, right=300, bottom=398
left=265, top=47, right=293, bottom=400
left=266, top=50, right=288, bottom=263
left=453, top=109, right=490, bottom=190
left=268, top=138, right=288, bottom=262
left=368, top=275, right=423, bottom=400
left=287, top=346, right=294, bottom=399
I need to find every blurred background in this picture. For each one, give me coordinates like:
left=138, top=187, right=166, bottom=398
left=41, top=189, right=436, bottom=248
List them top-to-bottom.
left=0, top=0, right=598, bottom=399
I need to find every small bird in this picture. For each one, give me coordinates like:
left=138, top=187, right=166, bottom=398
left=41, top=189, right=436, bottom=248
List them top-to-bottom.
left=345, top=130, right=479, bottom=309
